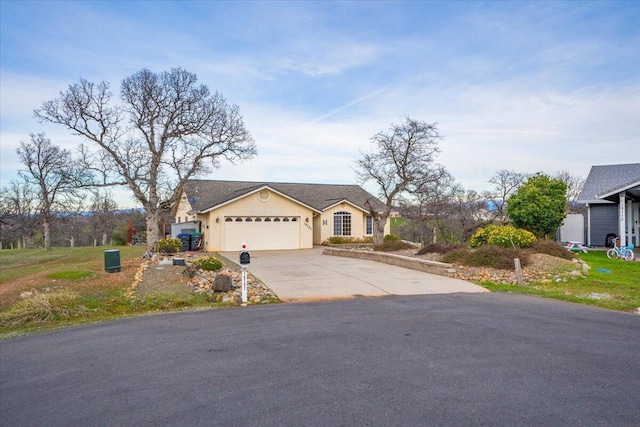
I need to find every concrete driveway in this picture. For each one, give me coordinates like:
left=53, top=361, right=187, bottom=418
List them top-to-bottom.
left=220, top=246, right=487, bottom=301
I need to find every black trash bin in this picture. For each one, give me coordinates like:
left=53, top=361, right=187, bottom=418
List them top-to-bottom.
left=190, top=232, right=202, bottom=251
left=177, top=233, right=191, bottom=252
left=605, top=233, right=617, bottom=247
left=104, top=250, right=121, bottom=273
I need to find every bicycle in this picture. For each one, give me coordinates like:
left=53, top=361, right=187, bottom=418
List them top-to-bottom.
left=606, top=238, right=635, bottom=261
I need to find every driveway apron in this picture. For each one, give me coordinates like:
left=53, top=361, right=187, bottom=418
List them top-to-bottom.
left=220, top=247, right=487, bottom=301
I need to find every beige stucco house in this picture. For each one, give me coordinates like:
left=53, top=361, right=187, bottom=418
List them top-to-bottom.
left=173, top=180, right=390, bottom=251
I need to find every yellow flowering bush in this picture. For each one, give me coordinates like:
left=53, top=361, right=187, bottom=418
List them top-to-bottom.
left=468, top=225, right=536, bottom=248
left=157, top=238, right=182, bottom=254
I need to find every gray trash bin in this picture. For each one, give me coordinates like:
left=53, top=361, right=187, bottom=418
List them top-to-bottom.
left=190, top=232, right=202, bottom=251
left=177, top=233, right=191, bottom=252
left=104, top=250, right=121, bottom=273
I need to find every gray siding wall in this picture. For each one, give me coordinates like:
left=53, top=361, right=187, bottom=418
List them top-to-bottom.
left=589, top=204, right=618, bottom=246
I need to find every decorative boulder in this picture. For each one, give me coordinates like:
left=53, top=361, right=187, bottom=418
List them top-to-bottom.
left=213, top=272, right=232, bottom=292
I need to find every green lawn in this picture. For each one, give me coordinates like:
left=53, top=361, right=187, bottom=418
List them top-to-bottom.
left=390, top=217, right=406, bottom=232
left=0, top=246, right=237, bottom=337
left=0, top=246, right=145, bottom=283
left=482, top=250, right=640, bottom=312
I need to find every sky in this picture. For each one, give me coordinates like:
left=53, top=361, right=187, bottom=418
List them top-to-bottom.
left=1, top=0, right=639, bottom=208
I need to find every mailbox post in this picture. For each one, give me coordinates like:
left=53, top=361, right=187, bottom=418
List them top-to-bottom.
left=239, top=243, right=250, bottom=304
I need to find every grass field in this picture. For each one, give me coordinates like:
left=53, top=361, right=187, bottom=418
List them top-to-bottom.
left=390, top=217, right=406, bottom=231
left=0, top=246, right=232, bottom=337
left=482, top=250, right=640, bottom=312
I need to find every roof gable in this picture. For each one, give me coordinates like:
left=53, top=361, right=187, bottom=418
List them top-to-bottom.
left=577, top=163, right=640, bottom=203
left=183, top=180, right=387, bottom=213
left=199, top=184, right=320, bottom=213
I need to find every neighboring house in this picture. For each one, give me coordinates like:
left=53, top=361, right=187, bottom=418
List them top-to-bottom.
left=577, top=163, right=640, bottom=247
left=173, top=180, right=390, bottom=251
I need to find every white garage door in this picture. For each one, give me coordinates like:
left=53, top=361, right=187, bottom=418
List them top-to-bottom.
left=223, top=216, right=301, bottom=251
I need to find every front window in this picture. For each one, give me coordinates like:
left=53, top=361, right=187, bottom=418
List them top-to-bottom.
left=333, top=211, right=352, bottom=236
left=366, top=216, right=373, bottom=235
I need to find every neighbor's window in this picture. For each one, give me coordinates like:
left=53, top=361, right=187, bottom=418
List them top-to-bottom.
left=333, top=211, right=351, bottom=236
left=366, top=216, right=373, bottom=235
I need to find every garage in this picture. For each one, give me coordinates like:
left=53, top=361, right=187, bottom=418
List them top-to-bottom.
left=223, top=216, right=301, bottom=251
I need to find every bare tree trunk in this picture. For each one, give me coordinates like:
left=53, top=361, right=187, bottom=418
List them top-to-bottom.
left=146, top=208, right=161, bottom=251
left=373, top=216, right=387, bottom=246
left=44, top=220, right=51, bottom=251
left=102, top=232, right=108, bottom=246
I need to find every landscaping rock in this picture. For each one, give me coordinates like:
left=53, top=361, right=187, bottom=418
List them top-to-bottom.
left=213, top=271, right=232, bottom=292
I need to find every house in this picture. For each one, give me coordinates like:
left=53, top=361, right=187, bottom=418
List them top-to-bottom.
left=577, top=163, right=640, bottom=247
left=173, top=180, right=390, bottom=251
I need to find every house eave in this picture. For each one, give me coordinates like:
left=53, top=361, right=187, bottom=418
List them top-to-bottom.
left=596, top=180, right=640, bottom=200
left=199, top=185, right=322, bottom=214
left=578, top=199, right=615, bottom=205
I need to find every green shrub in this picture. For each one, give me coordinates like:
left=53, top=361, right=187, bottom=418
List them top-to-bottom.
left=468, top=225, right=536, bottom=248
left=384, top=234, right=402, bottom=242
left=326, top=236, right=374, bottom=244
left=157, top=238, right=182, bottom=254
left=374, top=240, right=414, bottom=252
left=530, top=240, right=575, bottom=260
left=417, top=242, right=467, bottom=255
left=441, top=245, right=529, bottom=270
left=467, top=245, right=529, bottom=269
left=440, top=248, right=471, bottom=264
left=191, top=256, right=223, bottom=271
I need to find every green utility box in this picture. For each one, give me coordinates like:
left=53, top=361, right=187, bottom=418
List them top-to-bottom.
left=104, top=249, right=121, bottom=273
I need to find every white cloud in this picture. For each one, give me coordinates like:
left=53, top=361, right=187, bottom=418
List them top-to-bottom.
left=2, top=1, right=638, bottom=208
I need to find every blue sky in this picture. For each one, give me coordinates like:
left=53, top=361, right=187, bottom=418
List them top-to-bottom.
left=1, top=1, right=639, bottom=207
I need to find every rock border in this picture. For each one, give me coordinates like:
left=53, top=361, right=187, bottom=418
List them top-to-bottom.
left=323, top=247, right=456, bottom=277
left=323, top=247, right=590, bottom=285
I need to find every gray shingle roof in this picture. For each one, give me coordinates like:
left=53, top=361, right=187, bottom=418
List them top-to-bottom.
left=578, top=163, right=640, bottom=203
left=183, top=180, right=387, bottom=213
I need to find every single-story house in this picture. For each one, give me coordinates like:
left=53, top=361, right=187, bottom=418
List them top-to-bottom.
left=577, top=163, right=640, bottom=247
left=173, top=180, right=390, bottom=251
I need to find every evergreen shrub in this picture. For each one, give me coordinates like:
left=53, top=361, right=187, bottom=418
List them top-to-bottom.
left=191, top=256, right=223, bottom=271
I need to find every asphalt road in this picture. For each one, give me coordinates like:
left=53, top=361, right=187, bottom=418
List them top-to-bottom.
left=1, top=293, right=639, bottom=426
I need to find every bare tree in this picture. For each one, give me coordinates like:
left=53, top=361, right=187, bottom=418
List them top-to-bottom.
left=35, top=68, right=256, bottom=250
left=355, top=118, right=443, bottom=245
left=16, top=133, right=87, bottom=251
left=404, top=166, right=456, bottom=244
left=488, top=169, right=528, bottom=224
left=554, top=170, right=586, bottom=214
left=0, top=181, right=39, bottom=249
left=449, top=188, right=490, bottom=242
left=89, top=191, right=119, bottom=246
left=56, top=199, right=86, bottom=248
